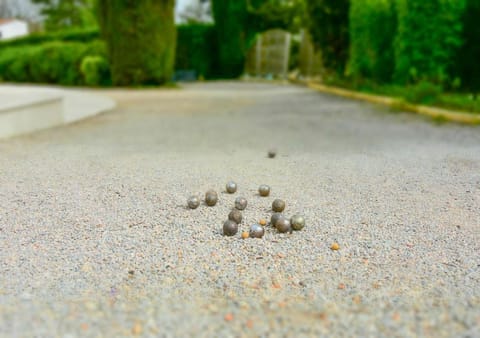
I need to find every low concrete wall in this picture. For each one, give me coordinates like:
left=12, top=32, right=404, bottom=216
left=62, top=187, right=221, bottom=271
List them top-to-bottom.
left=0, top=85, right=116, bottom=139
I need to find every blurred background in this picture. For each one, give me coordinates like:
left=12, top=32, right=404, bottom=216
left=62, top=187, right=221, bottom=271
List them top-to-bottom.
left=0, top=0, right=479, bottom=113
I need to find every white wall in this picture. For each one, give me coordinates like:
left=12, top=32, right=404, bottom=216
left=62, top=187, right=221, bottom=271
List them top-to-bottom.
left=0, top=20, right=29, bottom=40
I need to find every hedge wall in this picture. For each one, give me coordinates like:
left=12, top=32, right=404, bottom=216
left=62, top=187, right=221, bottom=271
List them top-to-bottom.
left=348, top=0, right=396, bottom=83
left=0, top=28, right=100, bottom=49
left=0, top=40, right=108, bottom=86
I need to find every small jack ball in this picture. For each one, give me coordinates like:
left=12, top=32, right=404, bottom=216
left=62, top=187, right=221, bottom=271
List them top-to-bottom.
left=226, top=181, right=237, bottom=194
left=258, top=185, right=270, bottom=197
left=205, top=190, right=218, bottom=206
left=187, top=196, right=200, bottom=209
left=234, top=197, right=248, bottom=210
left=272, top=199, right=286, bottom=212
left=228, top=209, right=242, bottom=224
left=290, top=214, right=305, bottom=230
left=276, top=217, right=292, bottom=233
left=223, top=220, right=238, bottom=236
left=249, top=224, right=265, bottom=238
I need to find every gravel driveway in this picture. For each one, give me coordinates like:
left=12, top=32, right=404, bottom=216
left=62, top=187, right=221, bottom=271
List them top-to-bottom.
left=1, top=81, right=479, bottom=337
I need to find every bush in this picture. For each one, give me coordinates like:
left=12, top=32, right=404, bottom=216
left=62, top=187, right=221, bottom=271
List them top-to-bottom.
left=348, top=0, right=396, bottom=83
left=394, top=0, right=465, bottom=85
left=175, top=24, right=219, bottom=79
left=0, top=28, right=100, bottom=49
left=0, top=40, right=107, bottom=86
left=80, top=55, right=111, bottom=86
left=404, top=80, right=443, bottom=105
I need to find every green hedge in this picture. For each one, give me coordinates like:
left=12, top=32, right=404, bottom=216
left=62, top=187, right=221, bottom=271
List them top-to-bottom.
left=348, top=0, right=396, bottom=83
left=394, top=0, right=465, bottom=85
left=175, top=24, right=219, bottom=79
left=0, top=28, right=100, bottom=49
left=0, top=40, right=108, bottom=85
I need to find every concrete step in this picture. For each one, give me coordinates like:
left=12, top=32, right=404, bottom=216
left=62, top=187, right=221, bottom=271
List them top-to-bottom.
left=0, top=85, right=116, bottom=139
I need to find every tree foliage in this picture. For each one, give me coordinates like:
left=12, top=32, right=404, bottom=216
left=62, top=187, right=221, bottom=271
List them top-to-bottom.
left=31, top=0, right=97, bottom=31
left=97, top=0, right=176, bottom=86
left=305, top=0, right=350, bottom=75
left=348, top=0, right=396, bottom=83
left=394, top=0, right=465, bottom=85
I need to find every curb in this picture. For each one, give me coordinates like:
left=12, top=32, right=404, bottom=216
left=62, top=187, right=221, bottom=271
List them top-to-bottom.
left=304, top=81, right=480, bottom=125
left=0, top=85, right=116, bottom=139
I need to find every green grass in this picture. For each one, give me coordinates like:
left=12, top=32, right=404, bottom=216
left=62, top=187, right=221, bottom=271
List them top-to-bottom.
left=322, top=76, right=480, bottom=114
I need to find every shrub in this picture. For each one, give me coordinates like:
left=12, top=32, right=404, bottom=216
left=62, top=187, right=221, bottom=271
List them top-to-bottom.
left=348, top=0, right=396, bottom=83
left=175, top=24, right=219, bottom=79
left=0, top=28, right=100, bottom=49
left=0, top=40, right=107, bottom=86
left=80, top=55, right=111, bottom=86
left=404, top=80, right=443, bottom=105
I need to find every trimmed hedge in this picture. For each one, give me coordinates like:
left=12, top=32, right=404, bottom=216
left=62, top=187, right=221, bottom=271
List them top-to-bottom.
left=348, top=0, right=396, bottom=83
left=175, top=24, right=219, bottom=79
left=0, top=28, right=100, bottom=49
left=0, top=40, right=107, bottom=85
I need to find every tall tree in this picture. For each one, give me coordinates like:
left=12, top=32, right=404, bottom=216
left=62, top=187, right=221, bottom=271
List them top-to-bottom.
left=32, top=0, right=96, bottom=31
left=97, top=0, right=176, bottom=86
left=305, top=0, right=350, bottom=75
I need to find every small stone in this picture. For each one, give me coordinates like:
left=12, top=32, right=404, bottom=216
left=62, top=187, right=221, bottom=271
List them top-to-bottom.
left=268, top=149, right=277, bottom=158
left=226, top=181, right=237, bottom=194
left=258, top=185, right=270, bottom=197
left=205, top=190, right=218, bottom=206
left=187, top=196, right=200, bottom=209
left=235, top=197, right=247, bottom=210
left=272, top=199, right=285, bottom=212
left=228, top=209, right=242, bottom=224
left=270, top=213, right=283, bottom=227
left=290, top=214, right=305, bottom=230
left=276, top=217, right=291, bottom=233
left=223, top=220, right=238, bottom=236
left=249, top=224, right=265, bottom=238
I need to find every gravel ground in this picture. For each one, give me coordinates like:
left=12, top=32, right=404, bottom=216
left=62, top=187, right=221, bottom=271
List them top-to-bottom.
left=0, top=81, right=479, bottom=337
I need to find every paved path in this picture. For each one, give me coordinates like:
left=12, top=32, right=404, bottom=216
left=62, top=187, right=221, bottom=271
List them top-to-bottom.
left=0, top=82, right=479, bottom=337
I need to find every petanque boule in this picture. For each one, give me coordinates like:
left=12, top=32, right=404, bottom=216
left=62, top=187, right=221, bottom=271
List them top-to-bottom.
left=268, top=149, right=277, bottom=158
left=226, top=181, right=237, bottom=194
left=258, top=185, right=271, bottom=197
left=205, top=190, right=218, bottom=206
left=187, top=195, right=200, bottom=209
left=234, top=197, right=248, bottom=210
left=272, top=199, right=286, bottom=212
left=228, top=209, right=242, bottom=224
left=270, top=212, right=283, bottom=227
left=290, top=214, right=305, bottom=230
left=276, top=217, right=292, bottom=233
left=223, top=220, right=238, bottom=236
left=249, top=224, right=265, bottom=238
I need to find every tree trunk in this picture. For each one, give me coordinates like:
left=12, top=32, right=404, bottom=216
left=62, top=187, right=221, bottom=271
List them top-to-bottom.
left=97, top=0, right=176, bottom=86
